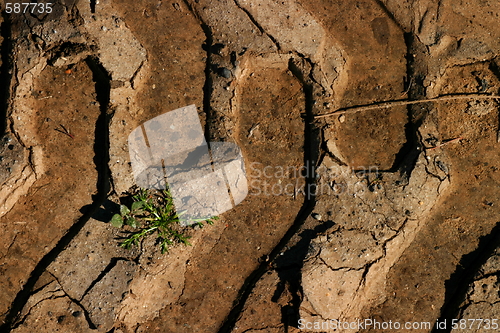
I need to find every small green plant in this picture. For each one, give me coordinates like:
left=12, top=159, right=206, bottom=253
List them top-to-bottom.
left=110, top=188, right=218, bottom=253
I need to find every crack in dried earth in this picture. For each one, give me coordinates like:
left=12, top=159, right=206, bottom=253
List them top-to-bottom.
left=2, top=1, right=500, bottom=332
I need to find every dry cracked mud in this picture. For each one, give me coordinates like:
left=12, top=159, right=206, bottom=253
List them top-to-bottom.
left=1, top=0, right=500, bottom=332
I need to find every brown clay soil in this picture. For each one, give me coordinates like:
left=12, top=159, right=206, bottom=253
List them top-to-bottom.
left=1, top=1, right=500, bottom=333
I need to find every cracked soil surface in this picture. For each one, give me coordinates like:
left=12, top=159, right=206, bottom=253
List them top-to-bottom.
left=2, top=0, right=500, bottom=332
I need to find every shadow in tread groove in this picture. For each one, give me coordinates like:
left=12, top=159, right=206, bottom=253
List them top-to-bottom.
left=182, top=0, right=215, bottom=143
left=0, top=12, right=13, bottom=137
left=388, top=32, right=427, bottom=181
left=0, top=57, right=112, bottom=332
left=217, top=57, right=319, bottom=333
left=272, top=221, right=335, bottom=330
left=433, top=222, right=500, bottom=332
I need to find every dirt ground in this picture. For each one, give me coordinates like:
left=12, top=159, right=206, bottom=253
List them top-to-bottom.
left=1, top=0, right=500, bottom=332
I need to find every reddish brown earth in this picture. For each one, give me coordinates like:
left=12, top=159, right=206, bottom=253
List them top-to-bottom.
left=1, top=1, right=500, bottom=333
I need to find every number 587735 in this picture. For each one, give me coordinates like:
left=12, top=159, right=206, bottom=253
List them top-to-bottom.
left=4, top=3, right=53, bottom=14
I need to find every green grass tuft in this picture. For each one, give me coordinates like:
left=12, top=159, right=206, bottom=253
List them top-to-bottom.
left=110, top=188, right=218, bottom=253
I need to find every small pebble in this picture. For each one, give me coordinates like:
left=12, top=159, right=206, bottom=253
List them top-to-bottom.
left=219, top=67, right=232, bottom=79
left=339, top=114, right=345, bottom=123
left=312, top=213, right=322, bottom=221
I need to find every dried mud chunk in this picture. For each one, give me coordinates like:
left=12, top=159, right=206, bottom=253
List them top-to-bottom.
left=76, top=1, right=146, bottom=82
left=324, top=107, right=407, bottom=169
left=47, top=219, right=137, bottom=301
left=316, top=230, right=383, bottom=270
left=451, top=248, right=500, bottom=328
left=81, top=260, right=137, bottom=331
left=301, top=264, right=364, bottom=320
left=231, top=270, right=285, bottom=332
left=469, top=276, right=499, bottom=304
left=11, top=297, right=91, bottom=333
left=452, top=302, right=500, bottom=333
